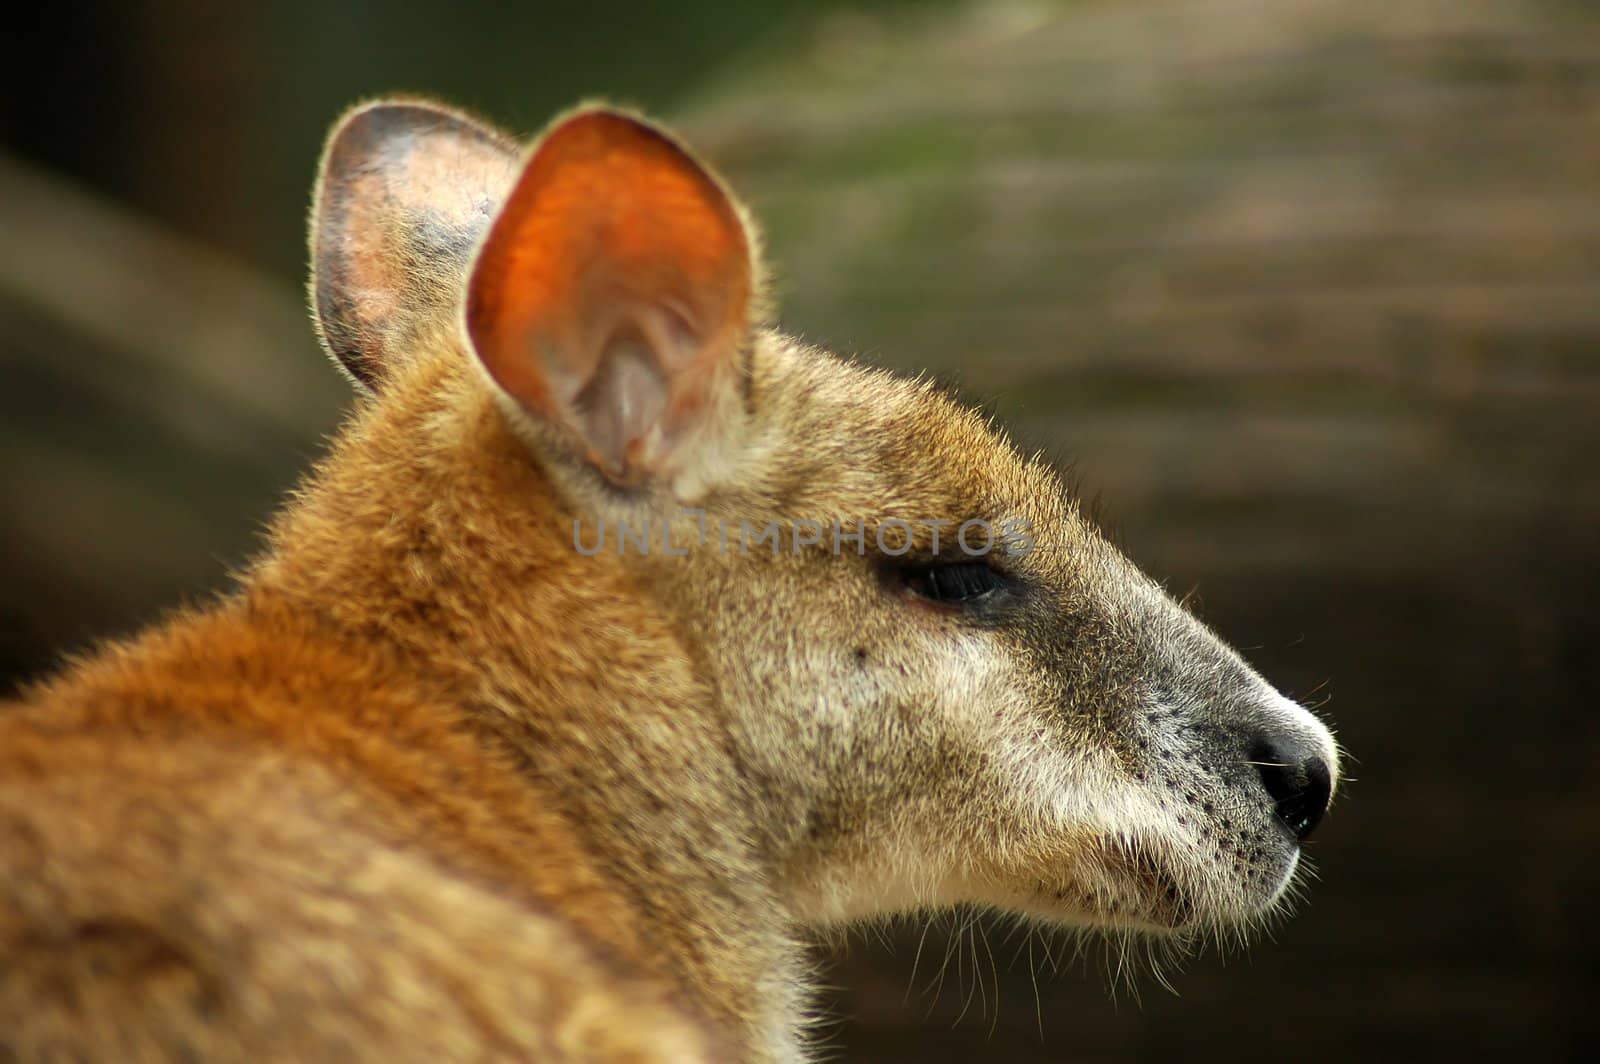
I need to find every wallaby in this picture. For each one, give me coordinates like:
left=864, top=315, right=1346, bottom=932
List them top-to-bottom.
left=0, top=99, right=1339, bottom=1062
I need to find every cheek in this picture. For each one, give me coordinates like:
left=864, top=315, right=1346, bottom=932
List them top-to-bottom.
left=870, top=629, right=1003, bottom=717
left=875, top=635, right=1063, bottom=799
left=939, top=642, right=1171, bottom=842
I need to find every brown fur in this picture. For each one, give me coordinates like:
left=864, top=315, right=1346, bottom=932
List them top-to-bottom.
left=0, top=100, right=1338, bottom=1061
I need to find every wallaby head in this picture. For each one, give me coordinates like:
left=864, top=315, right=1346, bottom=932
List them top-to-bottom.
left=307, top=95, right=1339, bottom=987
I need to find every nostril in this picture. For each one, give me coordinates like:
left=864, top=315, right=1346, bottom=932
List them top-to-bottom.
left=1254, top=749, right=1333, bottom=841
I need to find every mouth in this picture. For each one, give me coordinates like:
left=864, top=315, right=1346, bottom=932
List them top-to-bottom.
left=1065, top=828, right=1300, bottom=934
left=1106, top=838, right=1195, bottom=930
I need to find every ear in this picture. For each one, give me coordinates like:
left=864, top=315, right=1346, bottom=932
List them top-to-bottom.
left=310, top=99, right=519, bottom=391
left=464, top=107, right=758, bottom=488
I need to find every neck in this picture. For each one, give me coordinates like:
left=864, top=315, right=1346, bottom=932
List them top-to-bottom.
left=249, top=353, right=812, bottom=1060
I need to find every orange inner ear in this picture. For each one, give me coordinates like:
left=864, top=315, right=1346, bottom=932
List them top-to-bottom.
left=466, top=111, right=751, bottom=438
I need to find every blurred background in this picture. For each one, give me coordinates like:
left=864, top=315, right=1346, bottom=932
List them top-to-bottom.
left=3, top=0, right=1597, bottom=1058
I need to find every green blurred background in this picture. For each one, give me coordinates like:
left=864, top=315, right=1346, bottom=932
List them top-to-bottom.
left=3, top=0, right=1598, bottom=1059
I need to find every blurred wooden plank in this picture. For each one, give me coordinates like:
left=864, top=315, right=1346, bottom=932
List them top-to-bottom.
left=678, top=0, right=1600, bottom=581
left=0, top=153, right=345, bottom=683
left=0, top=153, right=339, bottom=448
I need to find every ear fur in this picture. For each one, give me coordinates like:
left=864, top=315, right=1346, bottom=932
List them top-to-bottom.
left=309, top=99, right=518, bottom=391
left=464, top=107, right=762, bottom=488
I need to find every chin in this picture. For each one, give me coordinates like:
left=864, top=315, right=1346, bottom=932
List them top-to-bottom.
left=1027, top=833, right=1309, bottom=942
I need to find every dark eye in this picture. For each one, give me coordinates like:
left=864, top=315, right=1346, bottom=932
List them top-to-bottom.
left=893, top=561, right=1008, bottom=607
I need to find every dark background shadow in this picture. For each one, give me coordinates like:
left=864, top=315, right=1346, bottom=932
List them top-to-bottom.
left=4, top=1, right=1598, bottom=1059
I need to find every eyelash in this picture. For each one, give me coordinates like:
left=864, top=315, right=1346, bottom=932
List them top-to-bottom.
left=890, top=560, right=1009, bottom=607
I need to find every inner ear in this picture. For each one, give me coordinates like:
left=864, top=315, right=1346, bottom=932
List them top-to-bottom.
left=309, top=100, right=518, bottom=391
left=465, top=108, right=757, bottom=488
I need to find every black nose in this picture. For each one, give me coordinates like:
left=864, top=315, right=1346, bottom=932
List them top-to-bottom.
left=1253, top=743, right=1333, bottom=841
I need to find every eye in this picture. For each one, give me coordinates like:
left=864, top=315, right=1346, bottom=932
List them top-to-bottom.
left=892, top=561, right=1009, bottom=607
